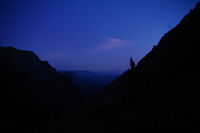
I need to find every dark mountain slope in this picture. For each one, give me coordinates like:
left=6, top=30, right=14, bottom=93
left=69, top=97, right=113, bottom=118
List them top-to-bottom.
left=47, top=2, right=200, bottom=132
left=86, top=2, right=200, bottom=130
left=0, top=47, right=81, bottom=132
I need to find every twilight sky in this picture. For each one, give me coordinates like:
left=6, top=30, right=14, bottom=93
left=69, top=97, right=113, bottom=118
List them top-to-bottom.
left=0, top=0, right=199, bottom=72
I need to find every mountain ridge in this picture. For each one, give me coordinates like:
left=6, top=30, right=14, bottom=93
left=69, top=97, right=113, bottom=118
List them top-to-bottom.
left=0, top=46, right=82, bottom=132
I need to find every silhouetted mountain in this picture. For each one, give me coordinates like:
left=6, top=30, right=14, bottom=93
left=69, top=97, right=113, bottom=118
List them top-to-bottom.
left=46, top=2, right=200, bottom=132
left=0, top=47, right=81, bottom=132
left=60, top=70, right=119, bottom=98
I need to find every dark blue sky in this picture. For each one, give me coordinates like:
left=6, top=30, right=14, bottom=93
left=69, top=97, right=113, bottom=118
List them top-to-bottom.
left=0, top=0, right=199, bottom=72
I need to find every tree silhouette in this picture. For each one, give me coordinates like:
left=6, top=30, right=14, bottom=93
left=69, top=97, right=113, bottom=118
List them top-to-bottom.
left=130, top=57, right=135, bottom=70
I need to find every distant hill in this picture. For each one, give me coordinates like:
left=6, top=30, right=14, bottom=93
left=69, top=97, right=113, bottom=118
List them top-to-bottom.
left=47, top=2, right=200, bottom=132
left=0, top=46, right=81, bottom=132
left=60, top=70, right=119, bottom=98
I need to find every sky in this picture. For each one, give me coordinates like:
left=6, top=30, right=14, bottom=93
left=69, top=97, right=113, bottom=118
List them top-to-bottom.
left=0, top=0, right=199, bottom=72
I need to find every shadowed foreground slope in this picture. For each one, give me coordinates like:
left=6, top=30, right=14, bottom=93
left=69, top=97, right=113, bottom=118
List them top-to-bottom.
left=46, top=2, right=200, bottom=132
left=0, top=47, right=81, bottom=132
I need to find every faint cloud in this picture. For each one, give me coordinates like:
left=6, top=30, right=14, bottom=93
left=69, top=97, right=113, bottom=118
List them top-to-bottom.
left=89, top=37, right=133, bottom=53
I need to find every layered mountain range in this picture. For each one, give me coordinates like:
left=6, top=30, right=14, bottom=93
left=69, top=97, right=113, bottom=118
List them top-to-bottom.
left=60, top=70, right=119, bottom=98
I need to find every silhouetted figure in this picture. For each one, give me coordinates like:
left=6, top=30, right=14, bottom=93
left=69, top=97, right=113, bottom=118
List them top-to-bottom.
left=130, top=57, right=135, bottom=70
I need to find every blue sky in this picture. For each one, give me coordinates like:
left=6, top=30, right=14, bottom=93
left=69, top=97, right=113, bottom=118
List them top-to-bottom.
left=0, top=0, right=199, bottom=72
